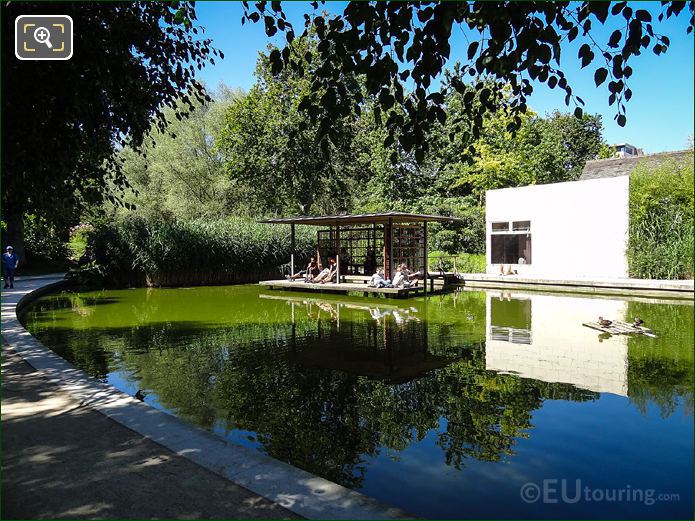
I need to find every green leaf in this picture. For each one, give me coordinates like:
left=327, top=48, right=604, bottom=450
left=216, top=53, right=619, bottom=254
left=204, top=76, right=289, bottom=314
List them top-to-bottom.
left=467, top=41, right=479, bottom=60
left=594, top=67, right=608, bottom=86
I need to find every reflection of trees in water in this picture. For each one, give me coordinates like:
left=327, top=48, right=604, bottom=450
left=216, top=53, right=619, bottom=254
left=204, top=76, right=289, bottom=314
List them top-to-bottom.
left=22, top=290, right=694, bottom=489
left=626, top=301, right=694, bottom=418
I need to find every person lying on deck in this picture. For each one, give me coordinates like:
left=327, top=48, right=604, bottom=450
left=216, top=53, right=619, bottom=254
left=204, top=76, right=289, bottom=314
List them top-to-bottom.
left=286, top=257, right=321, bottom=282
left=315, top=257, right=337, bottom=284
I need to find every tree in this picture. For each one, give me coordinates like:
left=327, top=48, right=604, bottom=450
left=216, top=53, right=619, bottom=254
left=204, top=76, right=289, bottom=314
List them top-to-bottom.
left=241, top=1, right=693, bottom=163
left=2, top=2, right=219, bottom=262
left=216, top=37, right=365, bottom=215
left=117, top=85, right=250, bottom=220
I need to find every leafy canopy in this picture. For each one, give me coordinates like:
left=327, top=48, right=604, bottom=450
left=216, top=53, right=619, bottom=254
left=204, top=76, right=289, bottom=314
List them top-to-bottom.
left=241, top=1, right=693, bottom=162
left=2, top=2, right=219, bottom=223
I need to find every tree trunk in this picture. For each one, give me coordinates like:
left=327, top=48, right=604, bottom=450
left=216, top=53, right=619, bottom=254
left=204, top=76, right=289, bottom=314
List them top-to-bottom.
left=4, top=211, right=26, bottom=267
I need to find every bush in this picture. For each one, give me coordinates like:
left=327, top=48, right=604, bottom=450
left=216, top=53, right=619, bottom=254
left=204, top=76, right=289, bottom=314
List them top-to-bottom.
left=628, top=157, right=694, bottom=280
left=23, top=214, right=70, bottom=266
left=86, top=216, right=316, bottom=287
left=428, top=251, right=485, bottom=273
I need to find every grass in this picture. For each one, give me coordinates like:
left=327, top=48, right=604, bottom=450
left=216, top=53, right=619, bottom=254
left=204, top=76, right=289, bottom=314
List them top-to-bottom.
left=627, top=155, right=693, bottom=280
left=85, top=215, right=316, bottom=287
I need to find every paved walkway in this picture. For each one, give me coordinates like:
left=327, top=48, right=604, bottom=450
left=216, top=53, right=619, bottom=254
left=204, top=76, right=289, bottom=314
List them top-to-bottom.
left=458, top=273, right=694, bottom=299
left=1, top=275, right=407, bottom=520
left=2, top=343, right=298, bottom=519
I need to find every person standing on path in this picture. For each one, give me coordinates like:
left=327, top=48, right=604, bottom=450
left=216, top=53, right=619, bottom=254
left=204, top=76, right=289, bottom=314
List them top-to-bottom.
left=2, top=246, right=19, bottom=289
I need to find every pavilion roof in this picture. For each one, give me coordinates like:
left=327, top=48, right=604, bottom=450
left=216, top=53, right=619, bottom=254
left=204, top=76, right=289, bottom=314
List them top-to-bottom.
left=258, top=211, right=461, bottom=226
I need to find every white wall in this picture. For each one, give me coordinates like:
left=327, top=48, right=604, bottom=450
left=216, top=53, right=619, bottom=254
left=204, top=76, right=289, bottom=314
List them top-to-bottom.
left=486, top=176, right=630, bottom=278
left=484, top=292, right=629, bottom=396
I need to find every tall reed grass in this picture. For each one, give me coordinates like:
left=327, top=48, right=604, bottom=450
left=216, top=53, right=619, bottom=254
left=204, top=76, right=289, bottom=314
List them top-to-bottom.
left=627, top=156, right=693, bottom=280
left=88, top=216, right=315, bottom=287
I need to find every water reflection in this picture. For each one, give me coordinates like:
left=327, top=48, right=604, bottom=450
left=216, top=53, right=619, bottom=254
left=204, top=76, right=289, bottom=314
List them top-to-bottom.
left=20, top=285, right=694, bottom=518
left=485, top=291, right=629, bottom=396
left=261, top=294, right=452, bottom=383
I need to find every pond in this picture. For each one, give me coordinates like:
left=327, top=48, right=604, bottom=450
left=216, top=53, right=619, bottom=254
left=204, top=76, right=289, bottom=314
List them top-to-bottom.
left=21, top=285, right=694, bottom=519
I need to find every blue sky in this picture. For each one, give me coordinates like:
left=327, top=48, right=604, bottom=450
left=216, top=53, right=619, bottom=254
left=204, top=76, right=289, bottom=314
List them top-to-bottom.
left=195, top=2, right=694, bottom=153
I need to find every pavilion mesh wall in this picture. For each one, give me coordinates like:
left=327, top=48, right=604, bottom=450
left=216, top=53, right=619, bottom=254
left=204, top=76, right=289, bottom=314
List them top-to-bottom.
left=392, top=224, right=426, bottom=274
left=317, top=225, right=384, bottom=274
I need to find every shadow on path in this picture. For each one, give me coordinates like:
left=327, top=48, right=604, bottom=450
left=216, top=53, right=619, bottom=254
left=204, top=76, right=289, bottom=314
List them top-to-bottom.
left=1, top=343, right=300, bottom=520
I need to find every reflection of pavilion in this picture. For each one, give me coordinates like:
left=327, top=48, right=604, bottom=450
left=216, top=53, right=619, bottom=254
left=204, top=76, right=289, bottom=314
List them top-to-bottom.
left=484, top=292, right=629, bottom=396
left=260, top=293, right=456, bottom=384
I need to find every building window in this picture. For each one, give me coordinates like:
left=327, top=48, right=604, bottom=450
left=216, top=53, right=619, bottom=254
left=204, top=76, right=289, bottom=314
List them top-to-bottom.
left=490, top=220, right=532, bottom=264
left=512, top=220, right=531, bottom=232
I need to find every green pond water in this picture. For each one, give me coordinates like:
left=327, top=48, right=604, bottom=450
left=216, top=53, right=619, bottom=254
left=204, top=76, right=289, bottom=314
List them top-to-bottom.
left=21, top=285, right=694, bottom=519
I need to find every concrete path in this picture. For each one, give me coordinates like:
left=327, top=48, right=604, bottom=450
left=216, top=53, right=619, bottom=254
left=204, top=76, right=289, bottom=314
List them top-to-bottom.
left=458, top=273, right=694, bottom=299
left=1, top=275, right=408, bottom=520
left=2, top=343, right=299, bottom=520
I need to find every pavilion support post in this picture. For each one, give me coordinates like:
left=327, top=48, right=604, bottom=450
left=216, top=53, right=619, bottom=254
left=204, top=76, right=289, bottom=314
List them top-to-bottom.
left=387, top=218, right=393, bottom=280
left=423, top=220, right=428, bottom=295
left=372, top=222, right=377, bottom=252
left=290, top=223, right=295, bottom=276
left=336, top=225, right=341, bottom=283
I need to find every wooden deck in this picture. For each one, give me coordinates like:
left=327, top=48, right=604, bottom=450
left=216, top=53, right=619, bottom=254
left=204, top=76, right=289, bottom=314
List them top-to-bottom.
left=259, top=279, right=433, bottom=298
left=582, top=320, right=656, bottom=337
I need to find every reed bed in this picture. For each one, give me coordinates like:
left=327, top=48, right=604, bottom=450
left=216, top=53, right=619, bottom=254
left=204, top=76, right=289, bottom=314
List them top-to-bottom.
left=627, top=156, right=693, bottom=280
left=89, top=216, right=315, bottom=287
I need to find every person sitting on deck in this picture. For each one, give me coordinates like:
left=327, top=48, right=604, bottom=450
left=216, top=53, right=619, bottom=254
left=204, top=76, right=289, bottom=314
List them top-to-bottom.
left=338, top=247, right=352, bottom=275
left=364, top=248, right=377, bottom=275
left=286, top=257, right=321, bottom=282
left=315, top=257, right=337, bottom=284
left=399, top=263, right=421, bottom=286
left=392, top=266, right=410, bottom=288
left=368, top=268, right=391, bottom=288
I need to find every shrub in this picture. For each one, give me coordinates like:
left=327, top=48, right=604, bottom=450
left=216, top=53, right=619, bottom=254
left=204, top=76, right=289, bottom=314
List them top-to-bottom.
left=628, top=156, right=694, bottom=280
left=402, top=196, right=486, bottom=254
left=23, top=214, right=70, bottom=266
left=86, top=216, right=316, bottom=287
left=428, top=251, right=485, bottom=273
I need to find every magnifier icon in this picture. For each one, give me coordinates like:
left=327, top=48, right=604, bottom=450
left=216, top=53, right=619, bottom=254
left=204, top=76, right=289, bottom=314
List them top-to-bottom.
left=33, top=26, right=53, bottom=49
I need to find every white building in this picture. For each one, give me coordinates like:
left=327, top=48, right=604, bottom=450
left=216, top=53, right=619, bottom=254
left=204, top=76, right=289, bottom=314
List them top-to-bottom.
left=485, top=149, right=691, bottom=279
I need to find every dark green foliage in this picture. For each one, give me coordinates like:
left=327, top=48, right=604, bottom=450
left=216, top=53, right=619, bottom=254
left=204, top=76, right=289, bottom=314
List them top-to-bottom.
left=242, top=1, right=692, bottom=165
left=2, top=2, right=218, bottom=261
left=216, top=37, right=364, bottom=215
left=627, top=156, right=694, bottom=279
left=23, top=215, right=70, bottom=266
left=87, top=216, right=316, bottom=287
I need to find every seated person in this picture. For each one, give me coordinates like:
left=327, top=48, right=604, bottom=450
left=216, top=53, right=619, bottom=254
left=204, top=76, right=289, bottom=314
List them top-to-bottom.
left=338, top=247, right=352, bottom=275
left=364, top=248, right=377, bottom=275
left=286, top=257, right=321, bottom=282
left=315, top=257, right=337, bottom=283
left=399, top=263, right=421, bottom=285
left=392, top=266, right=409, bottom=288
left=368, top=268, right=390, bottom=288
